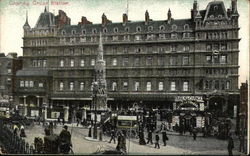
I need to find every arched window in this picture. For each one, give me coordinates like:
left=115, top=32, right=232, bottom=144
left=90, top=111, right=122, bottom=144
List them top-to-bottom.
left=184, top=24, right=189, bottom=30
left=159, top=25, right=165, bottom=31
left=172, top=25, right=177, bottom=31
left=136, top=26, right=141, bottom=32
left=148, top=26, right=153, bottom=32
left=113, top=27, right=118, bottom=33
left=125, top=27, right=129, bottom=32
left=103, top=28, right=107, bottom=34
left=92, top=29, right=97, bottom=34
left=72, top=30, right=76, bottom=35
left=82, top=30, right=86, bottom=35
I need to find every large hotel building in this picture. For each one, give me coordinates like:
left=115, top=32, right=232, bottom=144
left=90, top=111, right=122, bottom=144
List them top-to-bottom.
left=15, top=0, right=240, bottom=124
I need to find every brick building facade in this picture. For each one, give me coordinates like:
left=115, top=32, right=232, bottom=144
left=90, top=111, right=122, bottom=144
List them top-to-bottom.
left=15, top=0, right=240, bottom=123
left=0, top=53, right=22, bottom=116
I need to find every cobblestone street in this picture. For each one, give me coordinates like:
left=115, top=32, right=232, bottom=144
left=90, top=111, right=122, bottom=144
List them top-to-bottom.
left=21, top=124, right=245, bottom=155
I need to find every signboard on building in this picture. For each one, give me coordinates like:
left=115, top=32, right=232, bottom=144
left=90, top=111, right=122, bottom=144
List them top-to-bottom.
left=175, top=96, right=203, bottom=101
left=117, top=115, right=137, bottom=121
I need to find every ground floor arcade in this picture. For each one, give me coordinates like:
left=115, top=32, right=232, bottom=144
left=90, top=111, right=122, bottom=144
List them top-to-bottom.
left=15, top=93, right=239, bottom=126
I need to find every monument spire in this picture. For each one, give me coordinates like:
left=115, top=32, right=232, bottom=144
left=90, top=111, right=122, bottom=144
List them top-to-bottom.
left=98, top=32, right=104, bottom=61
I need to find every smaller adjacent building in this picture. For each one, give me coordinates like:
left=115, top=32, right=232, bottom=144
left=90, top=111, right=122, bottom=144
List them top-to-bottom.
left=0, top=53, right=22, bottom=117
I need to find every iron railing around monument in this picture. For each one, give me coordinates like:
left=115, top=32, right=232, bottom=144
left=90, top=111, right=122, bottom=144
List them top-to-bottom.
left=0, top=120, right=35, bottom=154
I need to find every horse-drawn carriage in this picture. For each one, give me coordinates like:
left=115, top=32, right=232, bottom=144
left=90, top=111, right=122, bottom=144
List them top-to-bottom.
left=115, top=115, right=139, bottom=138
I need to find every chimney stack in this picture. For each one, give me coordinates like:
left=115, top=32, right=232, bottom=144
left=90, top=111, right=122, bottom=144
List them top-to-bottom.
left=167, top=9, right=172, bottom=24
left=145, top=10, right=150, bottom=24
left=123, top=13, right=128, bottom=25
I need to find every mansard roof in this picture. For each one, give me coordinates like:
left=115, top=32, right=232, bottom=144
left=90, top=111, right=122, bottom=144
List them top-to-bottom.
left=203, top=1, right=228, bottom=21
left=35, top=8, right=55, bottom=29
left=59, top=19, right=193, bottom=35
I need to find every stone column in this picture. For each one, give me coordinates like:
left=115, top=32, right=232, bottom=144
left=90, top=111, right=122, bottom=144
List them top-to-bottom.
left=23, top=96, right=27, bottom=116
left=64, top=106, right=69, bottom=122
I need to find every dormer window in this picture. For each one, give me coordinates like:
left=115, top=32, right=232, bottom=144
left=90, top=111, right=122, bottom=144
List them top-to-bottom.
left=214, top=5, right=218, bottom=10
left=184, top=24, right=189, bottom=30
left=159, top=25, right=165, bottom=31
left=172, top=25, right=177, bottom=31
left=136, top=26, right=141, bottom=32
left=148, top=26, right=153, bottom=32
left=114, top=27, right=118, bottom=33
left=125, top=27, right=129, bottom=32
left=103, top=28, right=107, bottom=34
left=92, top=29, right=97, bottom=34
left=62, top=30, right=66, bottom=35
left=72, top=30, right=76, bottom=35
left=82, top=30, right=86, bottom=35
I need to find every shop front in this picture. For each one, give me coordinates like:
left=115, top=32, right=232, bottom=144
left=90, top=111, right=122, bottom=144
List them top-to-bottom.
left=172, top=96, right=209, bottom=131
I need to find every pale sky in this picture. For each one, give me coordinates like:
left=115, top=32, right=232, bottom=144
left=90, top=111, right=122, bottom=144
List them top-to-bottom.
left=0, top=0, right=249, bottom=85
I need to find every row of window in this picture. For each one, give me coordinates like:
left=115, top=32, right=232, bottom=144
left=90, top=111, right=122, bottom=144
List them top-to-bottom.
left=61, top=24, right=189, bottom=36
left=206, top=32, right=228, bottom=40
left=58, top=33, right=191, bottom=45
left=29, top=40, right=48, bottom=46
left=29, top=43, right=232, bottom=57
left=206, top=43, right=227, bottom=51
left=32, top=54, right=228, bottom=68
left=206, top=55, right=227, bottom=64
left=57, top=56, right=189, bottom=67
left=32, top=60, right=47, bottom=67
left=58, top=80, right=231, bottom=92
left=204, top=80, right=230, bottom=90
left=20, top=81, right=44, bottom=88
left=58, top=81, right=189, bottom=92
left=111, top=81, right=189, bottom=92
left=59, top=82, right=84, bottom=91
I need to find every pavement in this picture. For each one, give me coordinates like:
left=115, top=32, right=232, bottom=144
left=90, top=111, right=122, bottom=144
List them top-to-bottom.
left=18, top=123, right=247, bottom=155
